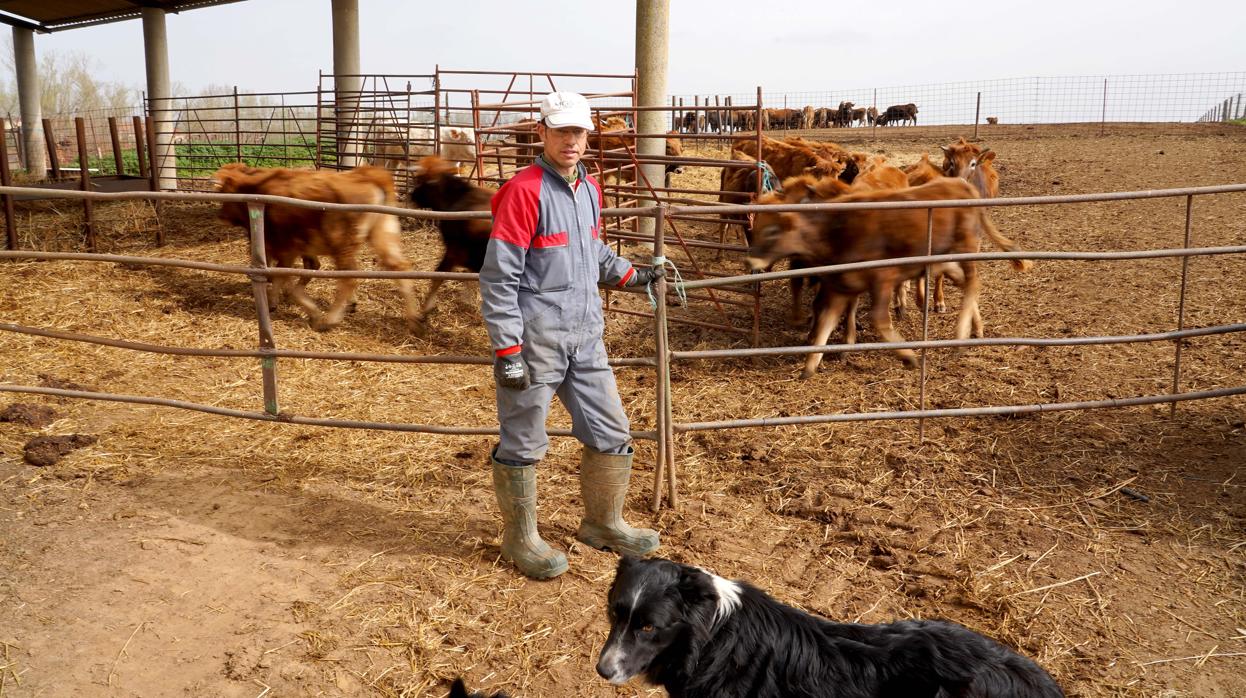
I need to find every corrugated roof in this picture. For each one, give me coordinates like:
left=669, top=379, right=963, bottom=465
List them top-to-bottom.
left=0, top=0, right=247, bottom=32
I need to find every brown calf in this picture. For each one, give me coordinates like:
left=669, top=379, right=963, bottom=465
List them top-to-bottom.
left=941, top=136, right=999, bottom=198
left=932, top=138, right=1002, bottom=311
left=852, top=155, right=909, bottom=191
left=214, top=163, right=419, bottom=332
left=746, top=177, right=1030, bottom=377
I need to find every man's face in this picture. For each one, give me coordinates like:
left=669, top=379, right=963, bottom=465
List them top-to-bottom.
left=538, top=122, right=588, bottom=172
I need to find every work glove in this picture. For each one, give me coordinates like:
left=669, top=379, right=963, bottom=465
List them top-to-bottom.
left=627, top=265, right=666, bottom=287
left=494, top=352, right=530, bottom=390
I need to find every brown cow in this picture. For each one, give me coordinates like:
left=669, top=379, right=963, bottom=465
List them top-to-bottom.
left=765, top=108, right=801, bottom=130
left=589, top=115, right=632, bottom=152
left=597, top=130, right=685, bottom=189
left=731, top=135, right=839, bottom=180
left=941, top=137, right=999, bottom=198
left=781, top=138, right=862, bottom=184
left=928, top=138, right=1002, bottom=313
left=715, top=150, right=770, bottom=253
left=904, top=153, right=944, bottom=187
left=852, top=155, right=909, bottom=191
left=407, top=156, right=494, bottom=324
left=214, top=163, right=420, bottom=332
left=784, top=165, right=910, bottom=333
left=746, top=177, right=1031, bottom=376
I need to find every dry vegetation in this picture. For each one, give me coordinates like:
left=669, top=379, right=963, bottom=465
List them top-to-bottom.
left=1, top=122, right=1245, bottom=697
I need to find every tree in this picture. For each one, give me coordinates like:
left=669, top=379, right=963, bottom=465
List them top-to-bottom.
left=0, top=34, right=137, bottom=117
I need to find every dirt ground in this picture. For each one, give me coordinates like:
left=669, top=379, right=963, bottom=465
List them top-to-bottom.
left=2, top=122, right=1245, bottom=697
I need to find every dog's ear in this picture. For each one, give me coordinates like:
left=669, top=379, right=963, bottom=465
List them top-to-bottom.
left=617, top=554, right=640, bottom=574
left=675, top=565, right=717, bottom=607
left=448, top=678, right=468, bottom=698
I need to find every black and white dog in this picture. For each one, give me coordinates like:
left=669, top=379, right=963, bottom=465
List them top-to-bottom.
left=596, top=556, right=1064, bottom=697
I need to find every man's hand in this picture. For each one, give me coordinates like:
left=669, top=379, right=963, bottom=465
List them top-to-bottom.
left=626, top=265, right=666, bottom=287
left=494, top=353, right=530, bottom=390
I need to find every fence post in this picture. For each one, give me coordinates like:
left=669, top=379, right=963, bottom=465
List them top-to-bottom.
left=315, top=73, right=324, bottom=168
left=1100, top=78, right=1108, bottom=136
left=234, top=85, right=243, bottom=162
left=755, top=86, right=764, bottom=195
left=872, top=88, right=877, bottom=139
left=471, top=89, right=484, bottom=187
left=973, top=91, right=981, bottom=140
left=9, top=112, right=24, bottom=170
left=145, top=114, right=160, bottom=191
left=133, top=115, right=148, bottom=179
left=145, top=116, right=164, bottom=246
left=75, top=117, right=96, bottom=253
left=108, top=117, right=125, bottom=176
left=42, top=118, right=61, bottom=179
left=0, top=126, right=16, bottom=250
left=1171, top=195, right=1194, bottom=417
left=247, top=202, right=280, bottom=416
left=651, top=204, right=669, bottom=511
left=918, top=208, right=933, bottom=443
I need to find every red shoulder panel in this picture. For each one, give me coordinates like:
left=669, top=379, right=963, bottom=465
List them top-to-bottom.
left=490, top=165, right=544, bottom=249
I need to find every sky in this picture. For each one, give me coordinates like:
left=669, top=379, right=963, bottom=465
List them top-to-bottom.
left=21, top=0, right=1246, bottom=103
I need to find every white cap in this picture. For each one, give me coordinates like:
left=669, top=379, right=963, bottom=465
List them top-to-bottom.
left=539, top=91, right=593, bottom=130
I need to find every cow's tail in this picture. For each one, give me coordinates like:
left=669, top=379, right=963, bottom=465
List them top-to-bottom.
left=980, top=212, right=1033, bottom=271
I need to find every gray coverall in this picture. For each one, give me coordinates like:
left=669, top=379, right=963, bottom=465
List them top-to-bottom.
left=480, top=157, right=637, bottom=465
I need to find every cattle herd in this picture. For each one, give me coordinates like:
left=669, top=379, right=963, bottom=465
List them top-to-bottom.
left=679, top=101, right=918, bottom=132
left=211, top=120, right=1029, bottom=377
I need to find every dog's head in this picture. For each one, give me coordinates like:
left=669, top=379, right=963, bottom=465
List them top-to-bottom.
left=595, top=556, right=742, bottom=686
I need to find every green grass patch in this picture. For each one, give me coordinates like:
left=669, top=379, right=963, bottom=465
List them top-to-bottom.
left=67, top=139, right=320, bottom=179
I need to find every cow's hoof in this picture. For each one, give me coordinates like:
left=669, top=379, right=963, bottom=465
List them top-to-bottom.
left=346, top=301, right=358, bottom=314
left=934, top=303, right=947, bottom=314
left=309, top=318, right=334, bottom=332
left=410, top=319, right=429, bottom=338
left=799, top=368, right=816, bottom=380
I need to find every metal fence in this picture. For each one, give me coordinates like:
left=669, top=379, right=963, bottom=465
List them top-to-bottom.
left=673, top=71, right=1246, bottom=137
left=1198, top=92, right=1245, bottom=122
left=2, top=182, right=1245, bottom=510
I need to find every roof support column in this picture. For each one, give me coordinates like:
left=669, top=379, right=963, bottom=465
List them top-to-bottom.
left=332, top=0, right=361, bottom=167
left=635, top=0, right=670, bottom=238
left=142, top=7, right=176, bottom=190
left=12, top=26, right=46, bottom=176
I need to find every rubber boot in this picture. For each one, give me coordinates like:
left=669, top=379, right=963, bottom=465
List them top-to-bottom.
left=576, top=446, right=660, bottom=556
left=490, top=453, right=568, bottom=580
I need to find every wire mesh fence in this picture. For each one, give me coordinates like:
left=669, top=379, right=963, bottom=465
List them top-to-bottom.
left=673, top=71, right=1246, bottom=137
left=1198, top=91, right=1245, bottom=122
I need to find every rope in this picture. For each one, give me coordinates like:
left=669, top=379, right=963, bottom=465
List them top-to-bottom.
left=757, top=160, right=782, bottom=193
left=646, top=255, right=688, bottom=309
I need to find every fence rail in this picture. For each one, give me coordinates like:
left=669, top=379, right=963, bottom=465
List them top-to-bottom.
left=2, top=181, right=1244, bottom=510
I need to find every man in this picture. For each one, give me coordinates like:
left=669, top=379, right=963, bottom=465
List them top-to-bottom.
left=479, top=92, right=662, bottom=579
